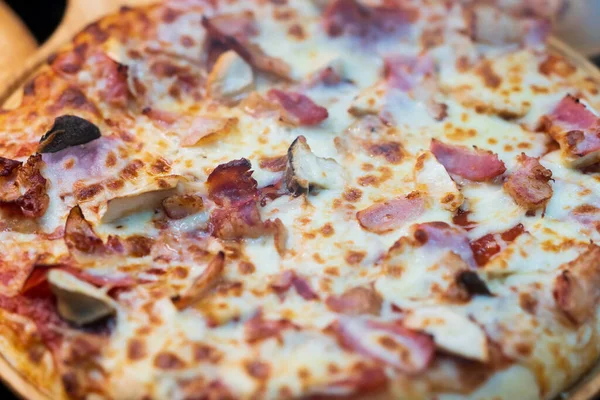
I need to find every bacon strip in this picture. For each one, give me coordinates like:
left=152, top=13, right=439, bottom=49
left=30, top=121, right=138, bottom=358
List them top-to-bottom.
left=323, top=0, right=416, bottom=38
left=202, top=14, right=292, bottom=80
left=266, top=89, right=329, bottom=126
left=540, top=95, right=600, bottom=166
left=430, top=139, right=506, bottom=181
left=0, top=154, right=49, bottom=218
left=504, top=154, right=553, bottom=211
left=356, top=193, right=424, bottom=234
left=553, top=245, right=600, bottom=325
left=326, top=286, right=382, bottom=315
left=332, top=317, right=434, bottom=374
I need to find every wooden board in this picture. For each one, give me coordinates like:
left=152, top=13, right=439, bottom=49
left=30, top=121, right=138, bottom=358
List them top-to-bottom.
left=0, top=3, right=600, bottom=400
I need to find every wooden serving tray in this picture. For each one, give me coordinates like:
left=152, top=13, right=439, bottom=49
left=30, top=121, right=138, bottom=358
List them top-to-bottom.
left=0, top=2, right=600, bottom=399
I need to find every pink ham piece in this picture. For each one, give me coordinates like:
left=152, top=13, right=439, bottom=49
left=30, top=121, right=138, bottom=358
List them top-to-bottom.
left=323, top=0, right=417, bottom=38
left=202, top=13, right=292, bottom=80
left=94, top=52, right=129, bottom=108
left=384, top=54, right=447, bottom=121
left=266, top=89, right=329, bottom=126
left=540, top=95, right=600, bottom=167
left=143, top=108, right=236, bottom=146
left=430, top=139, right=506, bottom=181
left=504, top=154, right=553, bottom=211
left=356, top=193, right=425, bottom=234
left=412, top=222, right=476, bottom=268
left=553, top=245, right=600, bottom=325
left=269, top=270, right=319, bottom=301
left=326, top=286, right=382, bottom=315
left=245, top=311, right=299, bottom=343
left=332, top=316, right=434, bottom=374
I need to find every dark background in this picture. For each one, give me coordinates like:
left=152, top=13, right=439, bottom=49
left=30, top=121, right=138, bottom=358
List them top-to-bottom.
left=2, top=1, right=600, bottom=399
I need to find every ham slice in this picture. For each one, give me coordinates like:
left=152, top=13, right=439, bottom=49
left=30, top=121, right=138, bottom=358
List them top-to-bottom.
left=322, top=0, right=417, bottom=38
left=469, top=5, right=550, bottom=48
left=202, top=13, right=292, bottom=80
left=94, top=51, right=129, bottom=108
left=384, top=55, right=447, bottom=121
left=266, top=89, right=329, bottom=126
left=540, top=95, right=600, bottom=168
left=143, top=108, right=237, bottom=146
left=430, top=139, right=506, bottom=182
left=504, top=154, right=553, bottom=211
left=356, top=193, right=425, bottom=234
left=412, top=222, right=476, bottom=268
left=553, top=245, right=600, bottom=325
left=269, top=270, right=319, bottom=301
left=326, top=286, right=382, bottom=315
left=245, top=311, right=298, bottom=343
left=331, top=316, right=434, bottom=374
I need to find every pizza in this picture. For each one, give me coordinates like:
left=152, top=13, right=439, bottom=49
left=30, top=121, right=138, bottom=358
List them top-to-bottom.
left=1, top=0, right=600, bottom=399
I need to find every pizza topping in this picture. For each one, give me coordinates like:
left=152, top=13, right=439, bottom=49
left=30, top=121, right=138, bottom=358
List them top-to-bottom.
left=322, top=0, right=416, bottom=38
left=469, top=5, right=550, bottom=47
left=202, top=14, right=292, bottom=80
left=206, top=50, right=254, bottom=104
left=94, top=51, right=130, bottom=107
left=384, top=54, right=447, bottom=121
left=306, top=59, right=345, bottom=87
left=267, top=90, right=329, bottom=126
left=539, top=95, right=600, bottom=168
left=38, top=115, right=102, bottom=154
left=180, top=117, right=238, bottom=147
left=285, top=136, right=344, bottom=194
left=430, top=139, right=506, bottom=182
left=414, top=151, right=463, bottom=212
left=504, top=153, right=553, bottom=211
left=5, top=154, right=50, bottom=218
left=207, top=158, right=258, bottom=206
left=99, top=176, right=180, bottom=223
left=356, top=192, right=424, bottom=233
left=162, top=194, right=204, bottom=220
left=65, top=206, right=104, bottom=254
left=412, top=222, right=476, bottom=268
left=471, top=223, right=525, bottom=266
left=553, top=245, right=600, bottom=325
left=173, top=252, right=225, bottom=310
left=48, top=269, right=116, bottom=326
left=456, top=271, right=492, bottom=297
left=326, top=286, right=382, bottom=315
left=245, top=311, right=298, bottom=343
left=332, top=317, right=434, bottom=373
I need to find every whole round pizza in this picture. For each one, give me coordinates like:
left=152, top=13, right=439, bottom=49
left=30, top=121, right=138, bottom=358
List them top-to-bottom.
left=0, top=0, right=599, bottom=399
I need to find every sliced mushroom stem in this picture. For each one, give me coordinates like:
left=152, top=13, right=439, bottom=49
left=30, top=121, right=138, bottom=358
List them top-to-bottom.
left=285, top=136, right=345, bottom=195
left=48, top=269, right=116, bottom=326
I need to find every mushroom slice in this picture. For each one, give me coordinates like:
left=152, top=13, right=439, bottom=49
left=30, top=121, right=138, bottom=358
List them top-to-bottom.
left=207, top=50, right=254, bottom=104
left=348, top=83, right=385, bottom=117
left=38, top=115, right=101, bottom=154
left=285, top=136, right=345, bottom=194
left=98, top=176, right=180, bottom=223
left=173, top=252, right=225, bottom=310
left=48, top=269, right=116, bottom=326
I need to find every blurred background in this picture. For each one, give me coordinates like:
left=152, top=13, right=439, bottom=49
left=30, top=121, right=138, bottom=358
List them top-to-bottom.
left=6, top=0, right=66, bottom=43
